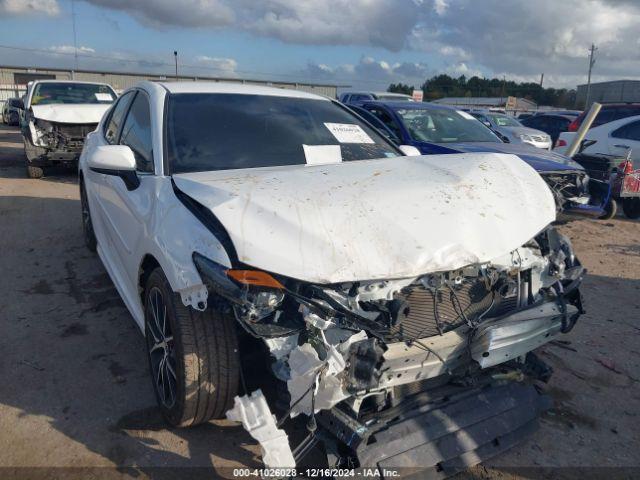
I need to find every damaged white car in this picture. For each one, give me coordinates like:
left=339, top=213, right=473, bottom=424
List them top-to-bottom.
left=21, top=80, right=116, bottom=178
left=79, top=81, right=585, bottom=475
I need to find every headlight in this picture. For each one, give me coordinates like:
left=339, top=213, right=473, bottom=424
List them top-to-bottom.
left=519, top=134, right=533, bottom=142
left=192, top=252, right=285, bottom=316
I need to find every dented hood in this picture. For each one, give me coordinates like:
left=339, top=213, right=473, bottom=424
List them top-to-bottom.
left=30, top=104, right=110, bottom=124
left=173, top=153, right=556, bottom=283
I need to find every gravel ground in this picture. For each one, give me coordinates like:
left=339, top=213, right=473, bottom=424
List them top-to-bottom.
left=0, top=123, right=638, bottom=479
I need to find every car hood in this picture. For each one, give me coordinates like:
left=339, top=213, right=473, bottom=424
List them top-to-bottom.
left=30, top=104, right=110, bottom=124
left=439, top=141, right=584, bottom=172
left=173, top=153, right=556, bottom=284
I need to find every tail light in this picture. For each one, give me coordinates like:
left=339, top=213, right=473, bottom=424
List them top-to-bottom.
left=567, top=118, right=580, bottom=132
left=555, top=139, right=567, bottom=148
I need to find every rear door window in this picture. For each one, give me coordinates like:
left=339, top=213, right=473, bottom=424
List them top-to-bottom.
left=612, top=120, right=640, bottom=141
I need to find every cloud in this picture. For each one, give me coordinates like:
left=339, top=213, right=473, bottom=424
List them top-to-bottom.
left=0, top=0, right=59, bottom=15
left=48, top=45, right=96, bottom=55
left=194, top=55, right=238, bottom=75
left=303, top=55, right=429, bottom=90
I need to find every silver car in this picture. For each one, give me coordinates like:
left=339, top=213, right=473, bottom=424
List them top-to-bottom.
left=471, top=110, right=552, bottom=149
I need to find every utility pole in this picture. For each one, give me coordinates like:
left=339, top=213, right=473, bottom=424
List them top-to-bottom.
left=71, top=0, right=79, bottom=78
left=585, top=43, right=597, bottom=108
left=174, top=51, right=178, bottom=79
left=539, top=73, right=544, bottom=88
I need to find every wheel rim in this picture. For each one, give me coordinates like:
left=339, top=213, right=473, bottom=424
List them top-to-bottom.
left=146, top=287, right=177, bottom=409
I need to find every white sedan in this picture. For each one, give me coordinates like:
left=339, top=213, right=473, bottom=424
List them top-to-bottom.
left=79, top=81, right=585, bottom=469
left=555, top=114, right=640, bottom=162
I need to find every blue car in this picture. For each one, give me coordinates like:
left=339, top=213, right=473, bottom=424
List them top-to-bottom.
left=349, top=101, right=611, bottom=218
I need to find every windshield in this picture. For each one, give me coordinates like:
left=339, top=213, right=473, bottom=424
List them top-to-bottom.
left=31, top=83, right=116, bottom=106
left=166, top=93, right=400, bottom=174
left=376, top=94, right=414, bottom=101
left=395, top=108, right=501, bottom=143
left=487, top=113, right=521, bottom=127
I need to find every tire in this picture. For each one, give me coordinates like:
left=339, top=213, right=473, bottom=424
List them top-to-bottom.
left=26, top=165, right=44, bottom=178
left=80, top=180, right=97, bottom=252
left=622, top=198, right=640, bottom=219
left=599, top=199, right=618, bottom=220
left=144, top=267, right=240, bottom=427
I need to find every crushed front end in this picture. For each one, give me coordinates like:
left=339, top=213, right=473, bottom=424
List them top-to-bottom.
left=25, top=118, right=97, bottom=166
left=540, top=170, right=612, bottom=218
left=195, top=225, right=585, bottom=473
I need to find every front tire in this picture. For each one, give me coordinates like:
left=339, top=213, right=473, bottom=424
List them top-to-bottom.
left=27, top=165, right=43, bottom=178
left=622, top=198, right=640, bottom=219
left=599, top=199, right=618, bottom=220
left=144, top=268, right=240, bottom=427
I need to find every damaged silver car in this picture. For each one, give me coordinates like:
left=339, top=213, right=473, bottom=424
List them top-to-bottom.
left=79, top=81, right=585, bottom=475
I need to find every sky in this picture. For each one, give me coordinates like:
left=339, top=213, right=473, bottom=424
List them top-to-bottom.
left=0, top=0, right=639, bottom=92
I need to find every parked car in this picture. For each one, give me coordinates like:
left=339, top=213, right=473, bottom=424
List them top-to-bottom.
left=20, top=80, right=117, bottom=178
left=80, top=81, right=584, bottom=472
left=339, top=91, right=414, bottom=105
left=2, top=97, right=22, bottom=126
left=351, top=101, right=607, bottom=217
left=568, top=103, right=640, bottom=132
left=469, top=110, right=552, bottom=149
left=520, top=112, right=578, bottom=144
left=555, top=115, right=640, bottom=162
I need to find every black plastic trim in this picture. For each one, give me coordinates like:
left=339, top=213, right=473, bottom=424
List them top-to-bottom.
left=90, top=167, right=140, bottom=190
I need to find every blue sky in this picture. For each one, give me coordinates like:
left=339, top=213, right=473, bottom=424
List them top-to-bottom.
left=1, top=0, right=638, bottom=91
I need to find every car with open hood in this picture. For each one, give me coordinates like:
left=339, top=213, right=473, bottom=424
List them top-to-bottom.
left=20, top=80, right=117, bottom=178
left=79, top=81, right=585, bottom=474
left=351, top=101, right=609, bottom=218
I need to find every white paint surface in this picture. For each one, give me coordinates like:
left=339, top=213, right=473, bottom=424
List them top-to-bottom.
left=31, top=104, right=111, bottom=124
left=173, top=153, right=556, bottom=283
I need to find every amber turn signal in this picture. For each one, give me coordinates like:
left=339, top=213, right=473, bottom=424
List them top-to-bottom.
left=226, top=269, right=284, bottom=289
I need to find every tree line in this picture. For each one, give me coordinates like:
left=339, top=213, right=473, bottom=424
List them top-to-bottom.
left=388, top=74, right=578, bottom=108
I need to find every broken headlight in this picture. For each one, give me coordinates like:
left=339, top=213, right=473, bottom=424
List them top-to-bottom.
left=192, top=252, right=286, bottom=321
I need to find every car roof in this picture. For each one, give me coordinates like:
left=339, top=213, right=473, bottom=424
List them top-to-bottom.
left=30, top=79, right=113, bottom=87
left=158, top=81, right=328, bottom=100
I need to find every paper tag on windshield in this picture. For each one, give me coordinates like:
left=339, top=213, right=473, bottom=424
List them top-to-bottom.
left=95, top=93, right=113, bottom=101
left=457, top=110, right=475, bottom=120
left=324, top=123, right=374, bottom=144
left=303, top=145, right=342, bottom=165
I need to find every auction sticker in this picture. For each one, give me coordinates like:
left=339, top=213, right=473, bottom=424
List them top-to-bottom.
left=95, top=93, right=114, bottom=101
left=324, top=123, right=374, bottom=144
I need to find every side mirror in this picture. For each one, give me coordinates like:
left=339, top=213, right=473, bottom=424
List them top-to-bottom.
left=15, top=99, right=24, bottom=110
left=482, top=120, right=491, bottom=127
left=88, top=144, right=140, bottom=190
left=399, top=145, right=421, bottom=156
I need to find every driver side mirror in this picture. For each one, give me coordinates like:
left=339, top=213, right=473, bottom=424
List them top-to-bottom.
left=482, top=120, right=491, bottom=127
left=88, top=144, right=140, bottom=190
left=399, top=145, right=421, bottom=156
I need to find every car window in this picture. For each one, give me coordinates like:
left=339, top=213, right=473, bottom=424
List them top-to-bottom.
left=31, top=82, right=116, bottom=105
left=104, top=91, right=135, bottom=145
left=119, top=92, right=154, bottom=173
left=166, top=94, right=400, bottom=174
left=351, top=106, right=400, bottom=141
left=365, top=107, right=403, bottom=139
left=395, top=108, right=501, bottom=143
left=487, top=114, right=521, bottom=127
left=522, top=116, right=543, bottom=128
left=611, top=120, right=640, bottom=141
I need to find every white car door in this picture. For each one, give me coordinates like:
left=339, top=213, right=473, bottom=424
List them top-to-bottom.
left=92, top=90, right=156, bottom=293
left=607, top=118, right=640, bottom=163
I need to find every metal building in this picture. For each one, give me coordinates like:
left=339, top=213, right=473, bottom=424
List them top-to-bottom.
left=0, top=65, right=341, bottom=101
left=576, top=80, right=640, bottom=106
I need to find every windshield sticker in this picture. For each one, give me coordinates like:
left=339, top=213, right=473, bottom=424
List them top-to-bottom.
left=95, top=93, right=113, bottom=101
left=457, top=111, right=475, bottom=120
left=324, top=123, right=374, bottom=144
left=303, top=145, right=342, bottom=165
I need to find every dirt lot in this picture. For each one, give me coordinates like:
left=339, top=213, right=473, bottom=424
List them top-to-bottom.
left=0, top=123, right=638, bottom=479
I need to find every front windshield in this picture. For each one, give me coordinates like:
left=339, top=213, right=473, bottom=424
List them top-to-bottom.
left=31, top=83, right=116, bottom=106
left=166, top=93, right=401, bottom=174
left=376, top=95, right=414, bottom=101
left=395, top=108, right=501, bottom=143
left=487, top=113, right=521, bottom=127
